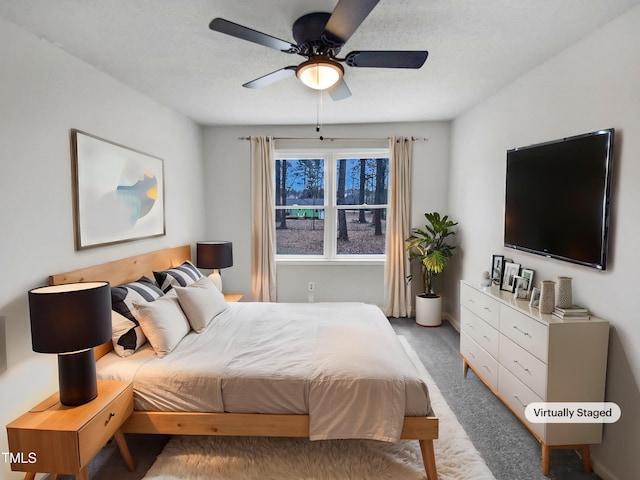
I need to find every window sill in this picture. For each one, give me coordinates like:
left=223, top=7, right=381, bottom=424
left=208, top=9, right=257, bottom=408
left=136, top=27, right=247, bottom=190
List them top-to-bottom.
left=276, top=257, right=385, bottom=267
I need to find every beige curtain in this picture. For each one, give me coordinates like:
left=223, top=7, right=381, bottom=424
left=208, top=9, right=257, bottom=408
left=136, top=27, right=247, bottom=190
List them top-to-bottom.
left=250, top=136, right=277, bottom=302
left=383, top=137, right=413, bottom=317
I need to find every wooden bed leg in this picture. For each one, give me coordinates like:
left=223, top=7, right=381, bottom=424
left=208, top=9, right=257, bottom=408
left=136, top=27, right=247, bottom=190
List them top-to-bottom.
left=419, top=439, right=439, bottom=480
left=541, top=443, right=551, bottom=476
left=579, top=445, right=592, bottom=472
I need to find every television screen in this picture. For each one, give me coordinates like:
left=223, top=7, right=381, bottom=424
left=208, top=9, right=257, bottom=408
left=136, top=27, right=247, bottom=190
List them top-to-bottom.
left=504, top=128, right=614, bottom=270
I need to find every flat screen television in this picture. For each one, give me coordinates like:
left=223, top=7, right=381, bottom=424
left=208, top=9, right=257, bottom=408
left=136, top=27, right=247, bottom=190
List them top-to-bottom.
left=504, top=128, right=615, bottom=270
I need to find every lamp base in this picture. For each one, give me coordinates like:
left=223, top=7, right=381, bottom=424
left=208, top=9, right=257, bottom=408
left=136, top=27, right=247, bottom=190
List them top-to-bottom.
left=208, top=270, right=223, bottom=292
left=57, top=349, right=98, bottom=406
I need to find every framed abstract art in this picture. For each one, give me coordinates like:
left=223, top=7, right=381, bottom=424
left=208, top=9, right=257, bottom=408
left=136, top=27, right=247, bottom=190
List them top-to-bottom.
left=71, top=129, right=165, bottom=249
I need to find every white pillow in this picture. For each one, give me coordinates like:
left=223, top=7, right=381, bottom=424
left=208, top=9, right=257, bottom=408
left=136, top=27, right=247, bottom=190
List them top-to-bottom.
left=173, top=276, right=228, bottom=333
left=134, top=294, right=191, bottom=358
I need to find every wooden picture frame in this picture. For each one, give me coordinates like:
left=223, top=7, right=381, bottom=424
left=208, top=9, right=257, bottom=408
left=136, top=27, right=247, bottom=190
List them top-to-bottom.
left=71, top=129, right=165, bottom=250
left=501, top=261, right=521, bottom=292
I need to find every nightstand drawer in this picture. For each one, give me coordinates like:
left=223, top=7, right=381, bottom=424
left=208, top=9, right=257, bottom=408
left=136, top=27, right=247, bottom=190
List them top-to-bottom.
left=460, top=283, right=500, bottom=328
left=500, top=304, right=548, bottom=361
left=461, top=307, right=499, bottom=358
left=79, top=383, right=133, bottom=466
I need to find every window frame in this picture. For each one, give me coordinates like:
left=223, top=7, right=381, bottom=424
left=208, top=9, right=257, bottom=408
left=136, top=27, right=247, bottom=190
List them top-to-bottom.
left=274, top=147, right=390, bottom=264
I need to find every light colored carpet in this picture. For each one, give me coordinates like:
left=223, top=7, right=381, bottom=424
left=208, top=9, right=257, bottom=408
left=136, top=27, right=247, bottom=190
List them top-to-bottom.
left=142, top=337, right=495, bottom=480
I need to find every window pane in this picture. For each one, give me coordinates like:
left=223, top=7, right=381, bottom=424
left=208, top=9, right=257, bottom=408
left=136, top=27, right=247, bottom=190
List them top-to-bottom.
left=336, top=158, right=388, bottom=206
left=275, top=159, right=324, bottom=206
left=336, top=208, right=386, bottom=255
left=276, top=209, right=324, bottom=255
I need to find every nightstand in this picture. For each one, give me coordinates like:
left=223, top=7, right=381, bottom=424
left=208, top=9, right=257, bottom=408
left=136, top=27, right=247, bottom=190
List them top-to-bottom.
left=224, top=293, right=244, bottom=302
left=6, top=380, right=135, bottom=480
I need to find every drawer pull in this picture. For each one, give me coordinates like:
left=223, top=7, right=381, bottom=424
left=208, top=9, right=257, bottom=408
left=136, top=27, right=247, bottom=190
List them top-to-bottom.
left=468, top=299, right=475, bottom=304
left=483, top=307, right=492, bottom=312
left=465, top=323, right=475, bottom=330
left=512, top=325, right=531, bottom=337
left=483, top=335, right=491, bottom=342
left=468, top=351, right=476, bottom=359
left=513, top=360, right=531, bottom=374
left=482, top=365, right=492, bottom=373
left=513, top=395, right=527, bottom=408
left=105, top=412, right=116, bottom=426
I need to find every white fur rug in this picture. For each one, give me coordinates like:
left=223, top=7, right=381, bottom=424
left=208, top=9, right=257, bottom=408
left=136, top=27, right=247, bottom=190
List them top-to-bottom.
left=142, top=337, right=495, bottom=480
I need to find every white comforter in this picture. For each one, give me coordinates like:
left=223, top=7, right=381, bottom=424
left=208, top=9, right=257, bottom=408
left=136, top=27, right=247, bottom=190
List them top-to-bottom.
left=97, top=302, right=432, bottom=442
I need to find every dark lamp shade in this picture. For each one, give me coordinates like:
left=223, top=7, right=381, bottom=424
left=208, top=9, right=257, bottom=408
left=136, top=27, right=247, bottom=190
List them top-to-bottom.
left=197, top=241, right=233, bottom=269
left=28, top=281, right=112, bottom=354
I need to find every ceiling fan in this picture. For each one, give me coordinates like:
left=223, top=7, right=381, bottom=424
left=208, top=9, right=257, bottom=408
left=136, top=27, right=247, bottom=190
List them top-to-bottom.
left=209, top=0, right=428, bottom=101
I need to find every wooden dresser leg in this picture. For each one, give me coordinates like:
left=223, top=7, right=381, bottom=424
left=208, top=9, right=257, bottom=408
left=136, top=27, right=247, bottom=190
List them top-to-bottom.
left=462, top=358, right=469, bottom=378
left=114, top=429, right=136, bottom=472
left=419, top=439, right=439, bottom=480
left=541, top=443, right=551, bottom=476
left=580, top=445, right=593, bottom=472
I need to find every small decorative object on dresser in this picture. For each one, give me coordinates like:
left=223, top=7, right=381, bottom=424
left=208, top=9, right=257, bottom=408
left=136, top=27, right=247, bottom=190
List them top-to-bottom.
left=480, top=271, right=492, bottom=287
left=555, top=276, right=573, bottom=308
left=538, top=280, right=556, bottom=314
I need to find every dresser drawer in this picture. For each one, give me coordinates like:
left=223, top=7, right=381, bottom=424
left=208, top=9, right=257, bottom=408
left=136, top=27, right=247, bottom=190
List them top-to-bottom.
left=460, top=283, right=500, bottom=328
left=500, top=304, right=548, bottom=361
left=461, top=307, right=499, bottom=358
left=461, top=332, right=498, bottom=389
left=499, top=334, right=547, bottom=399
left=498, top=366, right=545, bottom=439
left=78, top=383, right=133, bottom=466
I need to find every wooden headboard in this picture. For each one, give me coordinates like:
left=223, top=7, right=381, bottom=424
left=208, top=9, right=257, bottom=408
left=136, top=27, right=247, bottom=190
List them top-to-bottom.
left=49, top=245, right=192, bottom=359
left=49, top=245, right=191, bottom=287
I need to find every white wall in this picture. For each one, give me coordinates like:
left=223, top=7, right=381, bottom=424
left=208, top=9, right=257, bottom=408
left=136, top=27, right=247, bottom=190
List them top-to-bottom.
left=448, top=7, right=640, bottom=480
left=0, top=18, right=205, bottom=479
left=202, top=122, right=451, bottom=305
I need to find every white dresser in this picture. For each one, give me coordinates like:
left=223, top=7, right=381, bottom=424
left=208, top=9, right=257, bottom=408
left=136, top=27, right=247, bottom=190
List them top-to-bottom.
left=459, top=280, right=610, bottom=475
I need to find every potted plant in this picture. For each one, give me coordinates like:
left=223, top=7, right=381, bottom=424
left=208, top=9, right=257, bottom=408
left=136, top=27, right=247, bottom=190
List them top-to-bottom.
left=406, top=212, right=458, bottom=326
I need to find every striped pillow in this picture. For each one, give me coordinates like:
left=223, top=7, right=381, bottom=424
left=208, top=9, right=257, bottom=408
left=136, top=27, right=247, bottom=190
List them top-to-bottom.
left=154, top=261, right=203, bottom=293
left=111, top=276, right=164, bottom=357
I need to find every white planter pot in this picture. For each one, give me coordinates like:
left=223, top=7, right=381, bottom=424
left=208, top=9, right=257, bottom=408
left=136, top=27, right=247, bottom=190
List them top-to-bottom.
left=415, top=294, right=442, bottom=327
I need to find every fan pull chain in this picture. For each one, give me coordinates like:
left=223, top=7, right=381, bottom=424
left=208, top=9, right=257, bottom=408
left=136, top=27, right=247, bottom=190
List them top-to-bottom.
left=316, top=88, right=323, bottom=133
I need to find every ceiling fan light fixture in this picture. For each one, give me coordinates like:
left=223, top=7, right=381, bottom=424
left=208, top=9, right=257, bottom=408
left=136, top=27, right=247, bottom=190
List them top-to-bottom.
left=296, top=57, right=343, bottom=90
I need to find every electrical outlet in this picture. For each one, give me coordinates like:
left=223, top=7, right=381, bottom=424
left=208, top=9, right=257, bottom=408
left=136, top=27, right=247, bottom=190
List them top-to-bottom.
left=308, top=282, right=315, bottom=292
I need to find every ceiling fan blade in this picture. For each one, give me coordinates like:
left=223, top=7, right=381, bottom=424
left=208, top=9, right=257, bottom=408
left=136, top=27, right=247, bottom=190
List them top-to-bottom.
left=324, top=0, right=380, bottom=44
left=209, top=18, right=297, bottom=53
left=345, top=50, right=429, bottom=68
left=242, top=67, right=297, bottom=89
left=329, top=78, right=352, bottom=101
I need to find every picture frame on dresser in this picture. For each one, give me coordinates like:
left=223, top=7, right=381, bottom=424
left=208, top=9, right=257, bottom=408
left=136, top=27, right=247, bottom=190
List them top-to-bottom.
left=491, top=254, right=505, bottom=286
left=501, top=261, right=521, bottom=292
left=520, top=268, right=535, bottom=292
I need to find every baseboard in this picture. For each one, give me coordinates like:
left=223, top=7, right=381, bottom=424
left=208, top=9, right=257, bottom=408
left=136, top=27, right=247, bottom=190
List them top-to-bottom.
left=442, top=312, right=460, bottom=332
left=592, top=456, right=620, bottom=480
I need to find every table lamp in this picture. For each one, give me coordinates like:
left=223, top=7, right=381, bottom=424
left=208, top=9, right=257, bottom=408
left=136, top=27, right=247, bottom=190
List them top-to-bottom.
left=196, top=241, right=233, bottom=292
left=28, top=281, right=112, bottom=406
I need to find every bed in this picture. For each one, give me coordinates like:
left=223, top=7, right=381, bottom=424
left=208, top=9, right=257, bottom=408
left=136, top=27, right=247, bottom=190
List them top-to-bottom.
left=50, top=245, right=439, bottom=479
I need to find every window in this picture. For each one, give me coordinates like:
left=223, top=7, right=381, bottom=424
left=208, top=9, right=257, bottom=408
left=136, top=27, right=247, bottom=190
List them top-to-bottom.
left=274, top=149, right=389, bottom=260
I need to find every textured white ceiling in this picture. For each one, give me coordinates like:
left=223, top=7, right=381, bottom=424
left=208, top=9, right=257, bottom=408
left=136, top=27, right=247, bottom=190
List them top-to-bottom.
left=1, top=0, right=638, bottom=126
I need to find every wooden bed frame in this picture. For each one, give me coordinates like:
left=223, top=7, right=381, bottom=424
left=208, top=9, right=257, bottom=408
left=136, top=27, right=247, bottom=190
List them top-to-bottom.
left=50, top=245, right=439, bottom=479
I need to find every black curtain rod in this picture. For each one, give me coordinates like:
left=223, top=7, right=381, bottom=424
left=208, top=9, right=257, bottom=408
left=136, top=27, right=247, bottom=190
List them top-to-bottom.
left=238, top=136, right=427, bottom=142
